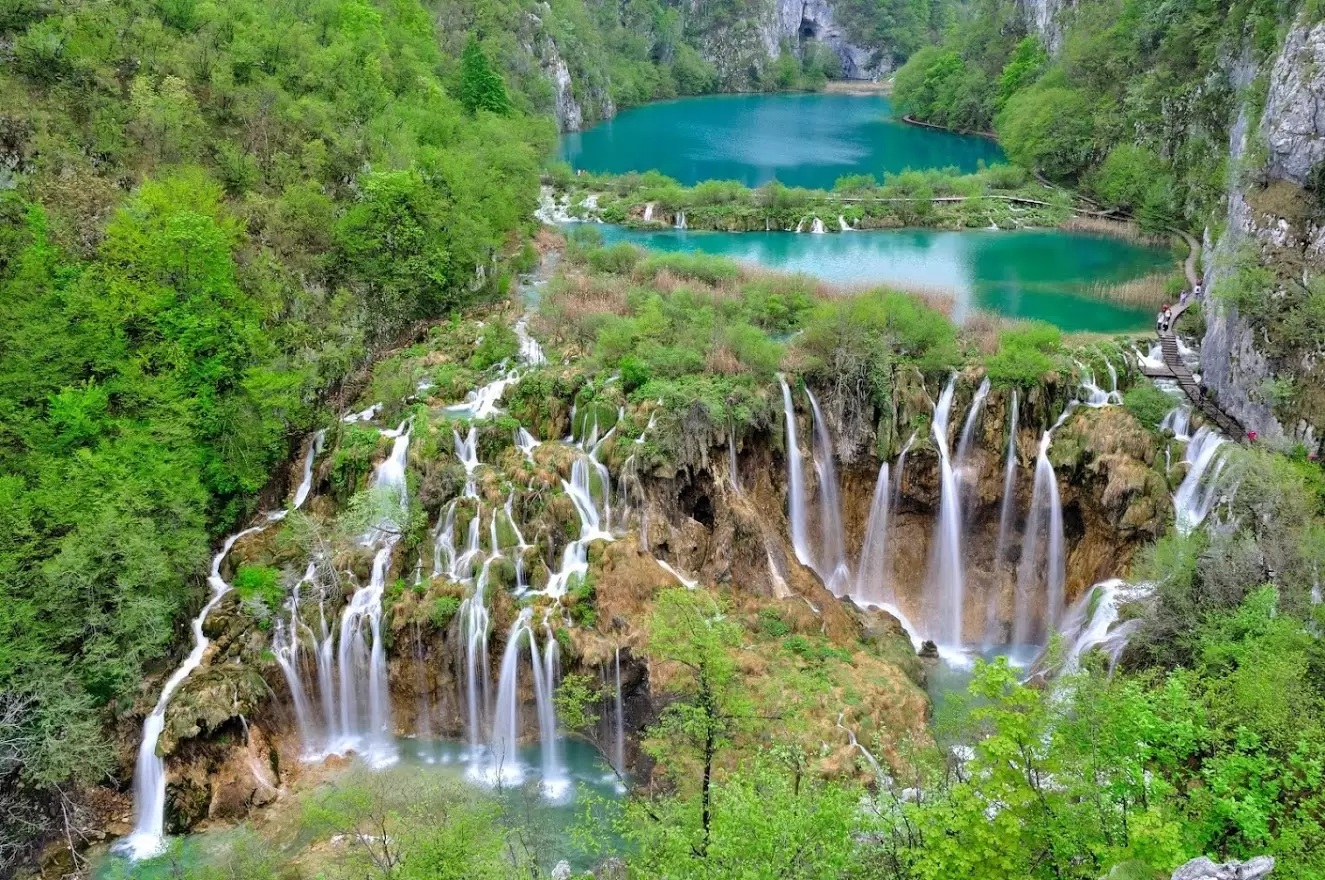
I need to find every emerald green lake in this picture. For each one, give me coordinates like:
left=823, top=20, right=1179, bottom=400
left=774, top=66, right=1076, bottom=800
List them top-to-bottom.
left=559, top=93, right=1005, bottom=189
left=594, top=225, right=1171, bottom=332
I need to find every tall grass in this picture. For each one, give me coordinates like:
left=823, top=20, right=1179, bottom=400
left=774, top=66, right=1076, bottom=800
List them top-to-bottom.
left=1084, top=272, right=1178, bottom=310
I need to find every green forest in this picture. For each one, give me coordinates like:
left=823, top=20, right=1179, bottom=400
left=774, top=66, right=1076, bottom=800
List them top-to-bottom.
left=3, top=0, right=1325, bottom=878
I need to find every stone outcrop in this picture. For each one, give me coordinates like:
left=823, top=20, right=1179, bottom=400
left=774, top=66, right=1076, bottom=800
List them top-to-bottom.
left=1018, top=0, right=1076, bottom=53
left=523, top=4, right=616, bottom=132
left=1202, top=15, right=1325, bottom=453
left=1171, top=855, right=1275, bottom=880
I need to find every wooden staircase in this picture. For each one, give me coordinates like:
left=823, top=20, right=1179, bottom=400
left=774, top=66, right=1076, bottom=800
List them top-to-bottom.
left=1158, top=299, right=1245, bottom=442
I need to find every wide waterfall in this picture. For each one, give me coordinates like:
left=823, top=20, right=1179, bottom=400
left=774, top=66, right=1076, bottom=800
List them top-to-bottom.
left=779, top=376, right=813, bottom=570
left=925, top=377, right=966, bottom=648
left=805, top=388, right=849, bottom=593
left=1014, top=431, right=1065, bottom=644
left=1055, top=579, right=1153, bottom=673
left=484, top=610, right=565, bottom=794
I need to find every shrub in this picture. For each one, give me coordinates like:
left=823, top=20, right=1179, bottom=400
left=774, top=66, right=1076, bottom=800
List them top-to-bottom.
left=587, top=243, right=643, bottom=275
left=985, top=322, right=1062, bottom=386
left=1124, top=383, right=1178, bottom=428
left=233, top=565, right=283, bottom=614
left=429, top=595, right=461, bottom=630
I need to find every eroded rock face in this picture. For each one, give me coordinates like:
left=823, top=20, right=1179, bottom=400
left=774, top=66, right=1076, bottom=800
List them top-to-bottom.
left=1017, top=0, right=1075, bottom=53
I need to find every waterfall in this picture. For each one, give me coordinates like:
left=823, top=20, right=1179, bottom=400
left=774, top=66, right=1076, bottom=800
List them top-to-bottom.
left=643, top=202, right=655, bottom=222
left=674, top=211, right=687, bottom=230
left=838, top=215, right=851, bottom=232
left=810, top=217, right=826, bottom=234
left=794, top=218, right=806, bottom=233
left=515, top=318, right=546, bottom=366
left=779, top=376, right=813, bottom=570
left=925, top=377, right=966, bottom=648
left=955, top=377, right=991, bottom=512
left=805, top=388, right=849, bottom=593
left=989, top=391, right=1020, bottom=645
left=1160, top=405, right=1192, bottom=440
left=331, top=425, right=410, bottom=767
left=515, top=426, right=541, bottom=461
left=119, top=427, right=327, bottom=859
left=1174, top=427, right=1230, bottom=534
left=291, top=430, right=326, bottom=509
left=891, top=432, right=916, bottom=523
left=1013, top=432, right=1065, bottom=644
left=543, top=452, right=613, bottom=597
left=853, top=463, right=891, bottom=606
left=116, top=526, right=264, bottom=860
left=460, top=554, right=494, bottom=755
left=273, top=564, right=318, bottom=754
left=1055, top=579, right=1154, bottom=673
left=487, top=610, right=533, bottom=785
left=538, top=624, right=567, bottom=797
left=611, top=648, right=625, bottom=776
left=836, top=714, right=882, bottom=776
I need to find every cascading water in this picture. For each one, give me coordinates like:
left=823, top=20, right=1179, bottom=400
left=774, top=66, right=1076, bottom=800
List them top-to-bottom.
left=643, top=202, right=655, bottom=222
left=674, top=211, right=687, bottom=230
left=838, top=215, right=851, bottom=231
left=810, top=217, right=826, bottom=234
left=779, top=376, right=813, bottom=570
left=925, top=377, right=966, bottom=649
left=955, top=377, right=991, bottom=513
left=805, top=388, right=849, bottom=593
left=1160, top=405, right=1192, bottom=440
left=331, top=424, right=410, bottom=767
left=1174, top=427, right=1230, bottom=534
left=120, top=428, right=325, bottom=859
left=1013, top=431, right=1065, bottom=644
left=853, top=463, right=892, bottom=607
left=116, top=526, right=265, bottom=860
left=273, top=563, right=319, bottom=754
left=1054, top=579, right=1153, bottom=673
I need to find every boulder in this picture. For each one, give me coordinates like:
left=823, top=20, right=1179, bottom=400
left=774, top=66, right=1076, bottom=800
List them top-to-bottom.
left=1171, top=856, right=1275, bottom=880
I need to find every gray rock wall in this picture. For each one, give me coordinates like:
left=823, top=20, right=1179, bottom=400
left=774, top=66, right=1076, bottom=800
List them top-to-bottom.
left=1018, top=0, right=1075, bottom=53
left=1202, top=15, right=1325, bottom=451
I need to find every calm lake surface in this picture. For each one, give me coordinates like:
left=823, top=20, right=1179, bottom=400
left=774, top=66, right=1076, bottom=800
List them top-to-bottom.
left=560, top=93, right=1005, bottom=189
left=595, top=225, right=1171, bottom=332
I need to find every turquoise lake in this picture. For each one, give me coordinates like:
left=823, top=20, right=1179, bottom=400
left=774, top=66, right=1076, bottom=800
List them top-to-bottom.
left=559, top=93, right=1006, bottom=189
left=594, top=225, right=1172, bottom=332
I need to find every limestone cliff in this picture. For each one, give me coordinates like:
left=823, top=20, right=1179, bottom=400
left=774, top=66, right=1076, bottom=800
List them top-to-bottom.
left=686, top=0, right=890, bottom=89
left=1017, top=0, right=1075, bottom=53
left=1202, top=13, right=1325, bottom=452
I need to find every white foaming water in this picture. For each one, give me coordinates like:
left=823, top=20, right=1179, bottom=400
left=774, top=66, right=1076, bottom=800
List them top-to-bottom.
left=642, top=202, right=655, bottom=222
left=674, top=211, right=686, bottom=230
left=838, top=215, right=851, bottom=231
left=810, top=217, right=827, bottom=234
left=515, top=318, right=546, bottom=366
left=1133, top=344, right=1165, bottom=372
left=1078, top=357, right=1122, bottom=408
left=779, top=376, right=813, bottom=570
left=925, top=377, right=966, bottom=648
left=955, top=377, right=991, bottom=515
left=805, top=387, right=849, bottom=593
left=989, top=390, right=1020, bottom=646
left=342, top=402, right=382, bottom=424
left=1160, top=405, right=1192, bottom=440
left=330, top=424, right=410, bottom=768
left=515, top=426, right=541, bottom=461
left=1174, top=426, right=1230, bottom=534
left=120, top=428, right=325, bottom=859
left=291, top=430, right=326, bottom=509
left=1014, top=431, right=1065, bottom=644
left=853, top=462, right=892, bottom=606
left=116, top=526, right=264, bottom=859
left=654, top=558, right=698, bottom=589
left=273, top=563, right=319, bottom=755
left=1055, top=579, right=1154, bottom=673
left=836, top=713, right=881, bottom=775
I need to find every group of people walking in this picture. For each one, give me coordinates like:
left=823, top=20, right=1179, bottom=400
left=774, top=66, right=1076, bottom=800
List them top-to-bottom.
left=1157, top=283, right=1202, bottom=334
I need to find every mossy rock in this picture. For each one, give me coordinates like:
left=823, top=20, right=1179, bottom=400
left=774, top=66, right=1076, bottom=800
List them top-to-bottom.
left=160, top=665, right=270, bottom=756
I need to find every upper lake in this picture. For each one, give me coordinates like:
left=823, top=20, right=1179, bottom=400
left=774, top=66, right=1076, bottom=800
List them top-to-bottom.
left=559, top=93, right=1006, bottom=189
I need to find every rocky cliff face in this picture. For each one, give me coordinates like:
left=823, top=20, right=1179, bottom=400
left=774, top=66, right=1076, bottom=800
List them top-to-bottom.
left=685, top=0, right=889, bottom=90
left=1018, top=0, right=1075, bottom=53
left=523, top=4, right=616, bottom=132
left=1202, top=15, right=1325, bottom=452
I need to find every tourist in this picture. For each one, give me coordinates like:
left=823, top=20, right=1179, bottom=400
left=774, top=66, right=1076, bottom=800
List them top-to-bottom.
left=1162, top=304, right=1173, bottom=331
left=1156, top=309, right=1166, bottom=334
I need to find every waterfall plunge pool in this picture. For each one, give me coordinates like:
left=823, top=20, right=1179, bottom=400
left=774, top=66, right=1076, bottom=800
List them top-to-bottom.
left=591, top=225, right=1172, bottom=332
left=91, top=736, right=625, bottom=879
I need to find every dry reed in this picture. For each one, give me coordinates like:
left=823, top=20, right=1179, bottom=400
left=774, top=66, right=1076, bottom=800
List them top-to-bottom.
left=1062, top=215, right=1170, bottom=247
left=1084, top=271, right=1175, bottom=310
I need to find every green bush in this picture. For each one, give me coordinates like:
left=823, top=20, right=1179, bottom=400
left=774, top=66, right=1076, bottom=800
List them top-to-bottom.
left=587, top=243, right=643, bottom=275
left=985, top=322, right=1062, bottom=386
left=1124, top=383, right=1177, bottom=428
left=233, top=565, right=284, bottom=614
left=429, top=595, right=461, bottom=630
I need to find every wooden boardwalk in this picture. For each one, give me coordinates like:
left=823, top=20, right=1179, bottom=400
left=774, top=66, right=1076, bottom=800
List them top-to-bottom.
left=1150, top=232, right=1246, bottom=442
